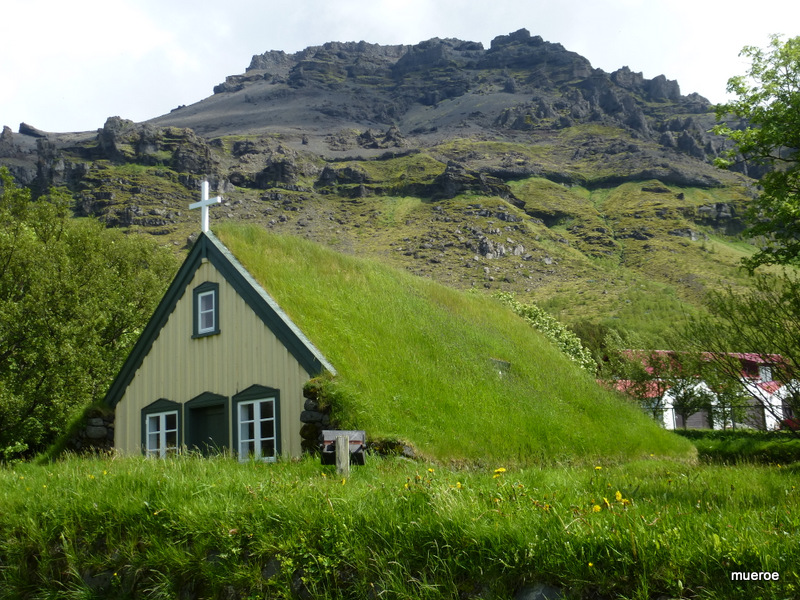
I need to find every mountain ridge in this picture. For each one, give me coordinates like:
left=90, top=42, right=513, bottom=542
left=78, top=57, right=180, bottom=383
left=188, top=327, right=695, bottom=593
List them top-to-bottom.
left=146, top=28, right=719, bottom=159
left=0, top=29, right=761, bottom=346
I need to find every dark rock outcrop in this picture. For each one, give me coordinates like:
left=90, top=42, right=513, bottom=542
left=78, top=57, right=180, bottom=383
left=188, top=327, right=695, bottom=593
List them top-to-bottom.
left=97, top=117, right=218, bottom=174
left=19, top=122, right=48, bottom=138
left=0, top=126, right=17, bottom=157
left=429, top=161, right=525, bottom=206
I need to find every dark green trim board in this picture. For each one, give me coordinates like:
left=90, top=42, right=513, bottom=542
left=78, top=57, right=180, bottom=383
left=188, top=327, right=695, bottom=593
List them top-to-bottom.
left=102, top=231, right=335, bottom=409
left=203, top=233, right=335, bottom=376
left=104, top=239, right=204, bottom=409
left=192, top=281, right=220, bottom=338
left=234, top=384, right=280, bottom=403
left=232, top=385, right=282, bottom=459
left=186, top=391, right=228, bottom=409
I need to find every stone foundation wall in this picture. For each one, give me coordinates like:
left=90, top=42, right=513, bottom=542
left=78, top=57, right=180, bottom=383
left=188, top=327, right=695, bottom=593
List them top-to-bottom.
left=299, top=380, right=333, bottom=454
left=67, top=408, right=115, bottom=453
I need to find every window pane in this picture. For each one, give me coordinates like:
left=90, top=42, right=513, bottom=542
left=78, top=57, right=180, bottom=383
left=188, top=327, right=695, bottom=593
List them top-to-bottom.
left=200, top=293, right=214, bottom=312
left=201, top=311, right=214, bottom=331
left=259, top=400, right=274, bottom=419
left=240, top=403, right=254, bottom=422
left=165, top=413, right=177, bottom=430
left=148, top=415, right=160, bottom=433
left=260, top=419, right=274, bottom=440
left=240, top=422, right=254, bottom=442
left=166, top=431, right=177, bottom=447
left=148, top=432, right=160, bottom=450
left=262, top=439, right=275, bottom=457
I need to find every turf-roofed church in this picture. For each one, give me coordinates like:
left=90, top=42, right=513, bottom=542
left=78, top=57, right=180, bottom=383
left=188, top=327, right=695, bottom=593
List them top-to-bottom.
left=103, top=182, right=335, bottom=460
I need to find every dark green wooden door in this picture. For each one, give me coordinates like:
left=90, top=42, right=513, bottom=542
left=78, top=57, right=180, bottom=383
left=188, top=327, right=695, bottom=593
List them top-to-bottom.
left=187, top=403, right=228, bottom=455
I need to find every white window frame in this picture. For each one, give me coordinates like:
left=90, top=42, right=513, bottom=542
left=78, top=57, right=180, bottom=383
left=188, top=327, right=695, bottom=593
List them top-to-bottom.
left=197, top=290, right=216, bottom=335
left=237, top=398, right=277, bottom=462
left=146, top=410, right=179, bottom=458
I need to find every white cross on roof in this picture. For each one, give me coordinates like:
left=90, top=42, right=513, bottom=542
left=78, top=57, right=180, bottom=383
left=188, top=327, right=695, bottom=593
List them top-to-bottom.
left=189, top=180, right=222, bottom=233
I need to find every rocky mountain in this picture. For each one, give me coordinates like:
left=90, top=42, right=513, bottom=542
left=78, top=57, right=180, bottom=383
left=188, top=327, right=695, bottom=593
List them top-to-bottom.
left=0, top=29, right=760, bottom=345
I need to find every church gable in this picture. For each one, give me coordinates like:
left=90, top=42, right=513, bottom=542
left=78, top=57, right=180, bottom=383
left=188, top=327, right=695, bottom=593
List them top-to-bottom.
left=104, top=229, right=334, bottom=459
left=104, top=232, right=333, bottom=411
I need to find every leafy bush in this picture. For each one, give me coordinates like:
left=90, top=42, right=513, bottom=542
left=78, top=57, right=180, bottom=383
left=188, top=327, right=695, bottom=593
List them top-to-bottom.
left=0, top=168, right=178, bottom=458
left=493, top=291, right=596, bottom=372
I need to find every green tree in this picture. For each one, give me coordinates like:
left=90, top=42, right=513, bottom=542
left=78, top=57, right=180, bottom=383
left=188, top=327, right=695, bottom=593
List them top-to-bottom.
left=714, top=35, right=800, bottom=271
left=0, top=168, right=178, bottom=457
left=682, top=274, right=800, bottom=431
left=599, top=331, right=671, bottom=422
left=658, top=353, right=713, bottom=430
left=700, top=362, right=750, bottom=430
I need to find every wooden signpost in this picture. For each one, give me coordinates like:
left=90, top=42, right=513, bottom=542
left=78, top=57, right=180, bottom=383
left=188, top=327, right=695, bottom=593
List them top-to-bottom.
left=335, top=434, right=350, bottom=476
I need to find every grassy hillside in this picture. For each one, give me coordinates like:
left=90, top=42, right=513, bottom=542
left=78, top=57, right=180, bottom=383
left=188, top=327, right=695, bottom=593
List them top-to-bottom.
left=10, top=117, right=766, bottom=350
left=215, top=224, right=693, bottom=464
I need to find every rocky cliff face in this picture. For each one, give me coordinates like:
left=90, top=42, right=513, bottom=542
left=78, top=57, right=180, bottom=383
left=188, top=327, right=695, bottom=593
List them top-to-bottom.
left=188, top=28, right=723, bottom=160
left=0, top=29, right=758, bottom=341
left=3, top=29, right=735, bottom=190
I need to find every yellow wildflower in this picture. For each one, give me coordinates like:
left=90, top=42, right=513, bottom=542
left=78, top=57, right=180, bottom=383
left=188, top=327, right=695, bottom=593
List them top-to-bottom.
left=594, top=466, right=602, bottom=470
left=494, top=467, right=506, bottom=474
left=615, top=490, right=623, bottom=502
left=592, top=504, right=602, bottom=513
left=588, top=562, right=594, bottom=567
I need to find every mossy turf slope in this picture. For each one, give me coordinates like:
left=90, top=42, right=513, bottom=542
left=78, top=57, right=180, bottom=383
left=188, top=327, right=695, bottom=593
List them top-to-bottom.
left=215, top=224, right=693, bottom=464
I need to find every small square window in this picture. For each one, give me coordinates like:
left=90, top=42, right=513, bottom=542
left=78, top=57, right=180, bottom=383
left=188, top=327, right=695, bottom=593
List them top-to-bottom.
left=193, top=283, right=219, bottom=338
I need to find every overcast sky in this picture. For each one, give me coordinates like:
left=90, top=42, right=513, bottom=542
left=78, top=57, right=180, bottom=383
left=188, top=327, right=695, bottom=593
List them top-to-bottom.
left=3, top=0, right=799, bottom=133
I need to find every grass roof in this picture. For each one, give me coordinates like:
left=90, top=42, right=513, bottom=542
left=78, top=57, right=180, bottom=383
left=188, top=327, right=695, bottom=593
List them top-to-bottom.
left=215, top=223, right=694, bottom=465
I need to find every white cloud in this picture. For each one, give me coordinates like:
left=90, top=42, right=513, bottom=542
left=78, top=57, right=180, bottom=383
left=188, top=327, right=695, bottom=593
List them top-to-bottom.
left=2, top=0, right=799, bottom=132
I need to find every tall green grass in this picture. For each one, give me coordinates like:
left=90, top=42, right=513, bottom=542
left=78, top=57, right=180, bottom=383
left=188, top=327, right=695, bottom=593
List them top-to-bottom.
left=215, top=224, right=692, bottom=464
left=675, top=430, right=800, bottom=464
left=1, top=455, right=797, bottom=599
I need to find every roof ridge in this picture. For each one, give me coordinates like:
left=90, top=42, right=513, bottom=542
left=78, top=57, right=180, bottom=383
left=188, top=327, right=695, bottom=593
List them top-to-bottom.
left=205, top=231, right=337, bottom=375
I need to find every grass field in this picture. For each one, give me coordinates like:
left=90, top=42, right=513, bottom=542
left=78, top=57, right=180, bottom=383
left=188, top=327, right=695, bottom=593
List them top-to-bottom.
left=675, top=430, right=800, bottom=465
left=1, top=455, right=797, bottom=599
